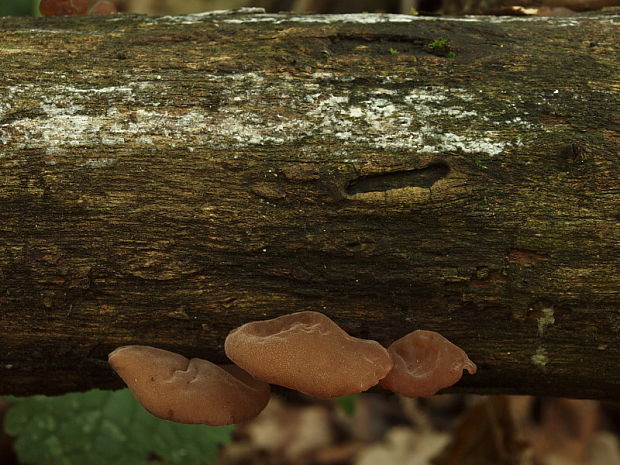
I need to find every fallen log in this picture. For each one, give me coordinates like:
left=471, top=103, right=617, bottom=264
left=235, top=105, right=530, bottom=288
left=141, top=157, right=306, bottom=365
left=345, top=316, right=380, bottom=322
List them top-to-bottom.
left=0, top=8, right=618, bottom=398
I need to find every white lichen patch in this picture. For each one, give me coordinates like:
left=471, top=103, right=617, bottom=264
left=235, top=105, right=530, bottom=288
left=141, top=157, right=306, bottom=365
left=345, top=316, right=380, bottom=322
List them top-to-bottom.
left=155, top=7, right=267, bottom=24
left=146, top=9, right=618, bottom=27
left=220, top=13, right=429, bottom=25
left=21, top=28, right=93, bottom=35
left=0, top=72, right=539, bottom=157
left=60, top=85, right=135, bottom=96
left=0, top=102, right=10, bottom=120
left=417, top=126, right=506, bottom=155
left=81, top=158, right=118, bottom=168
left=537, top=307, right=555, bottom=336
left=531, top=347, right=549, bottom=368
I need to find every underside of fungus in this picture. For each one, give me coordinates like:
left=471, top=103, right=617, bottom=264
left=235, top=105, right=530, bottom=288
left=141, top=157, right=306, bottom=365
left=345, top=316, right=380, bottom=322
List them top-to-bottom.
left=39, top=0, right=117, bottom=16
left=39, top=0, right=88, bottom=15
left=224, top=311, right=393, bottom=398
left=379, top=330, right=477, bottom=397
left=108, top=345, right=270, bottom=425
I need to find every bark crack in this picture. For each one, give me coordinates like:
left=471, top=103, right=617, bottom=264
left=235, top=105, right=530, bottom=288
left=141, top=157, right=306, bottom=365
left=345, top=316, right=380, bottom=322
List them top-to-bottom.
left=345, top=163, right=450, bottom=194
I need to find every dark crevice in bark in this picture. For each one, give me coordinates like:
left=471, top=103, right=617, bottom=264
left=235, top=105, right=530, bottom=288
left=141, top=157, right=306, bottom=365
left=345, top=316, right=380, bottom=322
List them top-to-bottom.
left=345, top=163, right=450, bottom=194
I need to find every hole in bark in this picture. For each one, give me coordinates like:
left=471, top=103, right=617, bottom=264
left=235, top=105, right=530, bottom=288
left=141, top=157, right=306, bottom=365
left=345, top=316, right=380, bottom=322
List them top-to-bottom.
left=345, top=163, right=449, bottom=195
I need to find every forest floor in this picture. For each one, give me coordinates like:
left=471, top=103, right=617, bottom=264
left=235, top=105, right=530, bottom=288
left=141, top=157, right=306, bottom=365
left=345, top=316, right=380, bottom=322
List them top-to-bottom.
left=218, top=394, right=620, bottom=465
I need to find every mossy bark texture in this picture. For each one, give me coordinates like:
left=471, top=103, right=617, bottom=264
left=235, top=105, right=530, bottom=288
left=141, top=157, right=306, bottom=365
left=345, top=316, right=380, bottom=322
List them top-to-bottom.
left=0, top=10, right=618, bottom=398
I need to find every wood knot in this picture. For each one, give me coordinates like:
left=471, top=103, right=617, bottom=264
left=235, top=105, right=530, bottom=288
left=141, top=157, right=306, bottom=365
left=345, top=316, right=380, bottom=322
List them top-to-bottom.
left=559, top=143, right=586, bottom=164
left=250, top=183, right=285, bottom=201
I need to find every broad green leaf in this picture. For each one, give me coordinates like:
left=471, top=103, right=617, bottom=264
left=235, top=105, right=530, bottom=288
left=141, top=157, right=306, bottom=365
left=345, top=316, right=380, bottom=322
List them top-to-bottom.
left=0, top=0, right=37, bottom=16
left=4, top=389, right=234, bottom=465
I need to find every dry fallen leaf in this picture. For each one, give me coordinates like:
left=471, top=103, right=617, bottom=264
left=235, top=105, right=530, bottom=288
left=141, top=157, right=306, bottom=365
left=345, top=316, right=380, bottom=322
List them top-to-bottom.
left=433, top=396, right=532, bottom=465
left=356, top=427, right=450, bottom=465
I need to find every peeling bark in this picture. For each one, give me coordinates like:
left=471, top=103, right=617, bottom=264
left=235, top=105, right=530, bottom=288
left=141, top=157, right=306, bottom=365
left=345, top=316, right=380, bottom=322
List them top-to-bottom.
left=0, top=9, right=619, bottom=398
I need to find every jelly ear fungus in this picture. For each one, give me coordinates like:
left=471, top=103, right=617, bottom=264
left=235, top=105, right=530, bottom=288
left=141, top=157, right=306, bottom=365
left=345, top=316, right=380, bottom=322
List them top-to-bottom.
left=225, top=311, right=393, bottom=398
left=379, top=330, right=477, bottom=397
left=108, top=345, right=270, bottom=425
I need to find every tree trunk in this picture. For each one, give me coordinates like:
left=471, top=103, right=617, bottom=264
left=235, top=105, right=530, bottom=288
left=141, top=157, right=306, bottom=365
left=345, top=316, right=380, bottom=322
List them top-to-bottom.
left=0, top=9, right=618, bottom=399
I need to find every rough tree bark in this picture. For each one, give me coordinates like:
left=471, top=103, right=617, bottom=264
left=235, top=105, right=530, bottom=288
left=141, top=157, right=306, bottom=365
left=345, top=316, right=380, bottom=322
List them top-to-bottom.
left=0, top=9, right=618, bottom=399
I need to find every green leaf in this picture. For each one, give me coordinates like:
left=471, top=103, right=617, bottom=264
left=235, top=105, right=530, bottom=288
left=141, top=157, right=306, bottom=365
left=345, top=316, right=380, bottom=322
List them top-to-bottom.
left=0, top=0, right=37, bottom=16
left=428, top=38, right=449, bottom=49
left=473, top=157, right=488, bottom=170
left=4, top=389, right=234, bottom=465
left=333, top=394, right=357, bottom=417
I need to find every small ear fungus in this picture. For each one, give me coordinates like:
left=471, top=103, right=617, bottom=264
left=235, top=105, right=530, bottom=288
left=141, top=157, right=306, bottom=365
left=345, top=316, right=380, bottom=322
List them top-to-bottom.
left=40, top=0, right=89, bottom=16
left=88, top=0, right=117, bottom=14
left=225, top=311, right=393, bottom=398
left=379, top=330, right=477, bottom=397
left=108, top=345, right=270, bottom=425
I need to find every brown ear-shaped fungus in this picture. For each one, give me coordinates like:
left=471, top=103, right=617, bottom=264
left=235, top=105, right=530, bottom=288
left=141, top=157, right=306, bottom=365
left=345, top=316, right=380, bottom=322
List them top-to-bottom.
left=40, top=0, right=89, bottom=16
left=88, top=0, right=118, bottom=14
left=224, top=311, right=393, bottom=398
left=379, top=330, right=477, bottom=397
left=108, top=345, right=270, bottom=425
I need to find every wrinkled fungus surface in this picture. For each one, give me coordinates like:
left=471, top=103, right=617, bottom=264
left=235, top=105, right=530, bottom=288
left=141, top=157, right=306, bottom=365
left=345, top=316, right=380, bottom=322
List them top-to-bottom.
left=39, top=0, right=89, bottom=16
left=225, top=311, right=393, bottom=398
left=380, top=330, right=477, bottom=397
left=108, top=345, right=270, bottom=425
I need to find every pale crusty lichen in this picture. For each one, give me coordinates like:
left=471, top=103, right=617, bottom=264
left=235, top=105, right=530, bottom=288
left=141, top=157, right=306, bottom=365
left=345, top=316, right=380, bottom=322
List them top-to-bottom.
left=1, top=74, right=536, bottom=159
left=537, top=307, right=555, bottom=337
left=531, top=347, right=549, bottom=369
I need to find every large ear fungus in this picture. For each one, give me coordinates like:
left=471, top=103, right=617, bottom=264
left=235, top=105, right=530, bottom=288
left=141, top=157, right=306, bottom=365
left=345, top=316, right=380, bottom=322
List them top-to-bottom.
left=39, top=0, right=89, bottom=16
left=224, top=311, right=393, bottom=398
left=379, top=330, right=477, bottom=397
left=108, top=345, right=270, bottom=425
